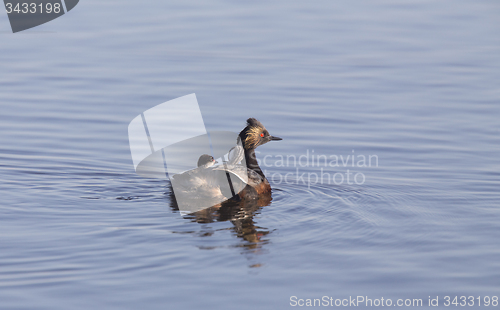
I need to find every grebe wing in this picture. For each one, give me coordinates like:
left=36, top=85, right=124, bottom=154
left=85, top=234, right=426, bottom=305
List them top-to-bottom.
left=228, top=145, right=244, bottom=165
left=210, top=164, right=249, bottom=184
left=171, top=167, right=207, bottom=189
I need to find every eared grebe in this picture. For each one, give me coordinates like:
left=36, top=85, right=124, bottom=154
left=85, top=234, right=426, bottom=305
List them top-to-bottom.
left=171, top=118, right=282, bottom=204
left=170, top=154, right=224, bottom=202
left=197, top=154, right=218, bottom=168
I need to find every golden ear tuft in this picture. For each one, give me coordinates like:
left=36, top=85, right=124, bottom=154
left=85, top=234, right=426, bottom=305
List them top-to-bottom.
left=245, top=125, right=264, bottom=149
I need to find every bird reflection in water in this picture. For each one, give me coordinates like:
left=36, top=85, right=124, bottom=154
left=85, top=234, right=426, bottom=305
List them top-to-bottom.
left=169, top=188, right=273, bottom=252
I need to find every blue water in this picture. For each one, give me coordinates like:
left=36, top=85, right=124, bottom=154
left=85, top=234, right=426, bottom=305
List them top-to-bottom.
left=1, top=0, right=500, bottom=309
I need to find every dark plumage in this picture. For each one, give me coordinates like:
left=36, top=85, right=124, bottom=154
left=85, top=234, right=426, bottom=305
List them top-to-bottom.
left=171, top=118, right=282, bottom=204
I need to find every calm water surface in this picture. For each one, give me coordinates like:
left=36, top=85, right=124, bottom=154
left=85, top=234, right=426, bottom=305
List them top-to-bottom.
left=1, top=0, right=500, bottom=309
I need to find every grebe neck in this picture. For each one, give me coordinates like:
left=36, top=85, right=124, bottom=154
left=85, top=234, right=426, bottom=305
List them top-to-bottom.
left=244, top=148, right=265, bottom=179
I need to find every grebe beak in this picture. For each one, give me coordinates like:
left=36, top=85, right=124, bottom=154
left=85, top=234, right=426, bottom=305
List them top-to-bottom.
left=270, top=136, right=282, bottom=141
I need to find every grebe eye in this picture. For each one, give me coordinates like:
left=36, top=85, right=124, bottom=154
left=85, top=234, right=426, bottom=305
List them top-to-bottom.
left=260, top=133, right=264, bottom=137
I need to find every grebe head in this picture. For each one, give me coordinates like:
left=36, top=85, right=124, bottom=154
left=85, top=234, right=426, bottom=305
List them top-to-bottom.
left=238, top=118, right=282, bottom=150
left=197, top=154, right=217, bottom=168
